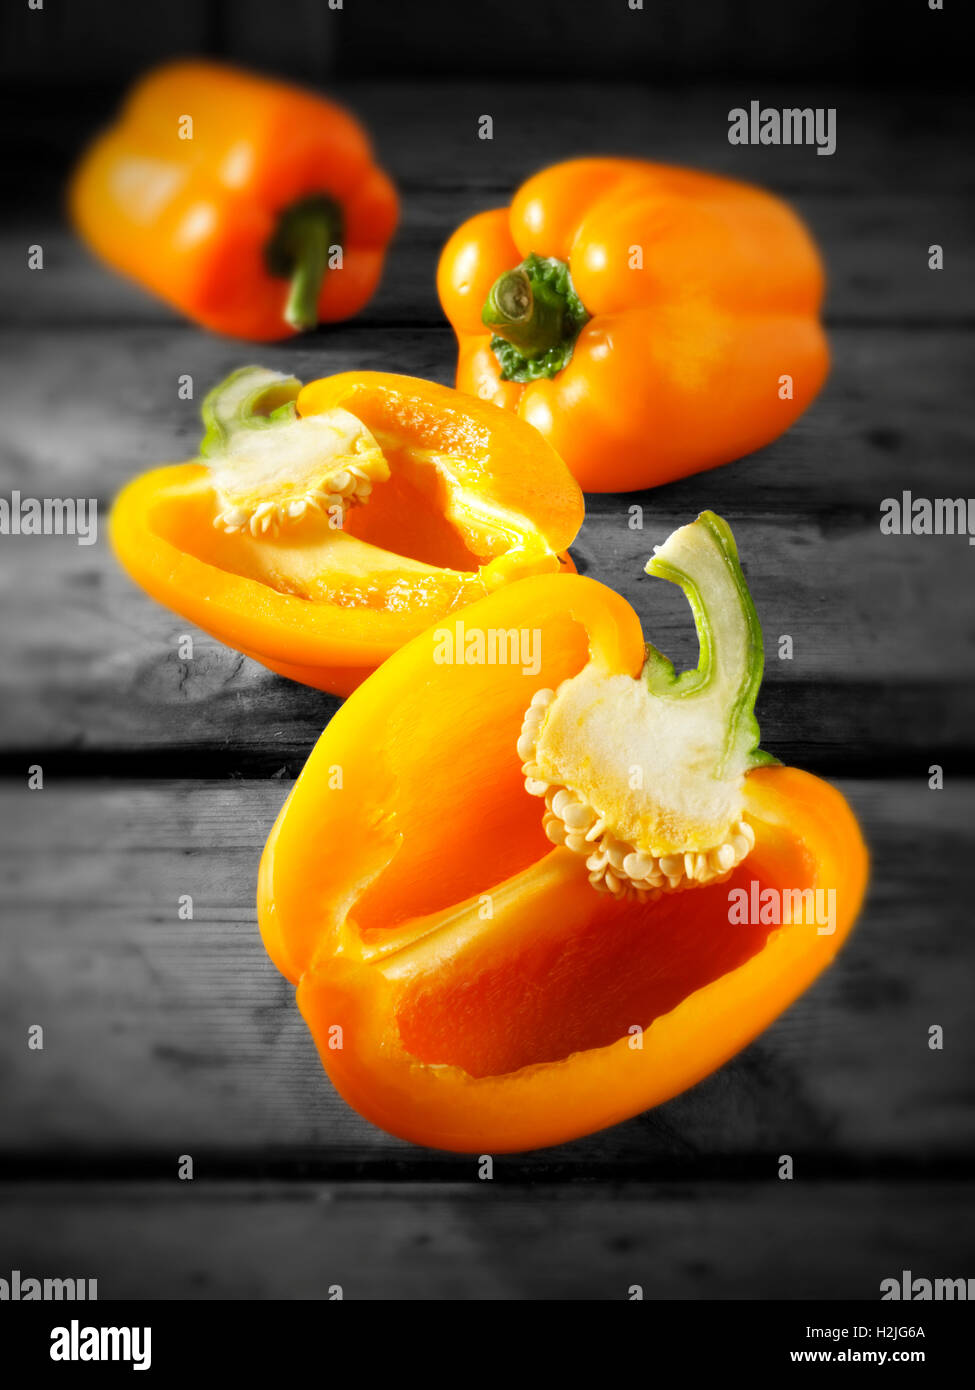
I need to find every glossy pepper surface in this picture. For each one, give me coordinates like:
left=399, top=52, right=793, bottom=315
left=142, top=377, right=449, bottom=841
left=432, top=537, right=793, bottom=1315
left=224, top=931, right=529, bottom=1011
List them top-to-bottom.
left=70, top=62, right=398, bottom=339
left=438, top=158, right=829, bottom=492
left=110, top=368, right=583, bottom=696
left=258, top=516, right=867, bottom=1152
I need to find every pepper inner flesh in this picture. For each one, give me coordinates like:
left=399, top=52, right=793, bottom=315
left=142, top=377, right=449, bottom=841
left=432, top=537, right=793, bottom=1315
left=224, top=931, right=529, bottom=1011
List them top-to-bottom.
left=151, top=478, right=491, bottom=613
left=520, top=512, right=770, bottom=900
left=390, top=846, right=799, bottom=1078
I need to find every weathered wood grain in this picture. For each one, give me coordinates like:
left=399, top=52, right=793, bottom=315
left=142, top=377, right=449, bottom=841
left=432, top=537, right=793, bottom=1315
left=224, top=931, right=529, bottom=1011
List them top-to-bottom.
left=8, top=80, right=973, bottom=206
left=226, top=82, right=975, bottom=197
left=4, top=189, right=972, bottom=329
left=2, top=326, right=971, bottom=517
left=0, top=499, right=972, bottom=768
left=0, top=778, right=970, bottom=1167
left=1, top=1179, right=971, bottom=1300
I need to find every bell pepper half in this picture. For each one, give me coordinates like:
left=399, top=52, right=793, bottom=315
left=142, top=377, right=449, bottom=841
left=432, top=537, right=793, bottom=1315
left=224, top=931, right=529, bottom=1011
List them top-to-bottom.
left=70, top=61, right=398, bottom=339
left=438, top=157, right=829, bottom=492
left=110, top=367, right=583, bottom=695
left=258, top=512, right=867, bottom=1152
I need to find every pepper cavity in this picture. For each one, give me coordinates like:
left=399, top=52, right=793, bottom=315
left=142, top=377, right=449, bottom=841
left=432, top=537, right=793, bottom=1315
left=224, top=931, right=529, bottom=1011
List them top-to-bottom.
left=518, top=511, right=774, bottom=901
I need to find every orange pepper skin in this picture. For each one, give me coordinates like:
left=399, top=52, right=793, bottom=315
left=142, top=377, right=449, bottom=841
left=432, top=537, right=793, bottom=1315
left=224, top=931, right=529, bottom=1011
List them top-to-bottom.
left=69, top=62, right=398, bottom=340
left=437, top=159, right=829, bottom=492
left=110, top=373, right=583, bottom=695
left=258, top=573, right=868, bottom=1153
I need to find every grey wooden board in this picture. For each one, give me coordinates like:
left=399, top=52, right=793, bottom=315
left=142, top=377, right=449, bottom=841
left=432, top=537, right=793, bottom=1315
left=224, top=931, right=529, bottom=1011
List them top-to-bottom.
left=7, top=81, right=974, bottom=203
left=5, top=191, right=975, bottom=328
left=1, top=319, right=974, bottom=768
left=2, top=328, right=974, bottom=513
left=0, top=524, right=971, bottom=773
left=0, top=779, right=970, bottom=1167
left=1, top=1180, right=971, bottom=1300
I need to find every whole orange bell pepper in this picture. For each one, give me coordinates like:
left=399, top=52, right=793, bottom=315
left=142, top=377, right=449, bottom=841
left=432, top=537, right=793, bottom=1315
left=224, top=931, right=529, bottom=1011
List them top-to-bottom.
left=70, top=62, right=398, bottom=339
left=438, top=158, right=829, bottom=492
left=110, top=366, right=583, bottom=695
left=258, top=512, right=867, bottom=1152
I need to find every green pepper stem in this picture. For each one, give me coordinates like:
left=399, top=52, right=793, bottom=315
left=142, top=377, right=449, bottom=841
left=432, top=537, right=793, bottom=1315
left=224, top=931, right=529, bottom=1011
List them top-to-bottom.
left=265, top=196, right=342, bottom=334
left=283, top=208, right=332, bottom=332
left=482, top=254, right=590, bottom=382
left=482, top=267, right=567, bottom=358
left=198, top=366, right=302, bottom=458
left=642, top=512, right=773, bottom=774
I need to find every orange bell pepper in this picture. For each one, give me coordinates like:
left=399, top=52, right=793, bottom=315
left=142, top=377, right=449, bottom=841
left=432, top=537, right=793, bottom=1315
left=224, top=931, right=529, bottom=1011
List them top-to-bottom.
left=70, top=62, right=398, bottom=339
left=438, top=158, right=829, bottom=492
left=110, top=367, right=583, bottom=696
left=258, top=514, right=867, bottom=1152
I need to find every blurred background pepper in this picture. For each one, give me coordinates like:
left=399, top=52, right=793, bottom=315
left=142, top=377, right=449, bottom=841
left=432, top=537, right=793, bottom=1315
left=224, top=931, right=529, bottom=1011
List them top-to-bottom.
left=70, top=61, right=399, bottom=339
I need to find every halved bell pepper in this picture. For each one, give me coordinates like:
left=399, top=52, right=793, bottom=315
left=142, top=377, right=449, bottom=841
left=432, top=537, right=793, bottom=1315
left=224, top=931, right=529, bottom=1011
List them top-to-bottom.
left=70, top=62, right=398, bottom=339
left=438, top=158, right=829, bottom=492
left=110, top=368, right=583, bottom=695
left=258, top=513, right=867, bottom=1152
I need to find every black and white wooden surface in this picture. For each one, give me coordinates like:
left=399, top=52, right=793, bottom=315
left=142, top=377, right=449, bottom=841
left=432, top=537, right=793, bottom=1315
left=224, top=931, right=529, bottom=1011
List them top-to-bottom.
left=1, top=12, right=973, bottom=1299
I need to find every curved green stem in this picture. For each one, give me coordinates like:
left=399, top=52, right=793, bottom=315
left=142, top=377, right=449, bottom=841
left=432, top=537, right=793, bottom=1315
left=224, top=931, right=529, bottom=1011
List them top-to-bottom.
left=265, top=196, right=343, bottom=334
left=283, top=214, right=330, bottom=331
left=481, top=253, right=590, bottom=383
left=482, top=267, right=566, bottom=358
left=199, top=366, right=301, bottom=459
left=642, top=511, right=776, bottom=775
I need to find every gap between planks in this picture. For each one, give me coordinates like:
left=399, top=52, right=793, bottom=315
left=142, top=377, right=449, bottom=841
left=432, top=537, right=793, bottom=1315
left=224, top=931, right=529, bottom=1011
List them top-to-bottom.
left=0, top=1179, right=972, bottom=1299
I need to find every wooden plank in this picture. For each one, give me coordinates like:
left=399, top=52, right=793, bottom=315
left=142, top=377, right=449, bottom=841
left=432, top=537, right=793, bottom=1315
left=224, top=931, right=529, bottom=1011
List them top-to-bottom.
left=6, top=81, right=972, bottom=201
left=285, top=83, right=975, bottom=196
left=2, top=195, right=971, bottom=329
left=1, top=327, right=971, bottom=513
left=0, top=328, right=453, bottom=495
left=0, top=501, right=972, bottom=765
left=0, top=779, right=970, bottom=1166
left=1, top=1180, right=971, bottom=1298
